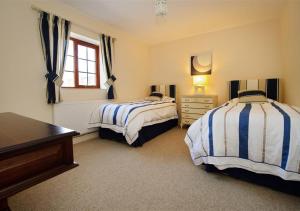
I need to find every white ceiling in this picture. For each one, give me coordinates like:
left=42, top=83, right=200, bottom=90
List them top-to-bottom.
left=60, top=0, right=286, bottom=45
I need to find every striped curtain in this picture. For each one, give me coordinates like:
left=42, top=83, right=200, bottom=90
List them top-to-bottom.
left=39, top=12, right=71, bottom=104
left=100, top=34, right=115, bottom=99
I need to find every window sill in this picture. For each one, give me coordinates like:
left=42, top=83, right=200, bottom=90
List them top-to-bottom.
left=61, top=87, right=107, bottom=90
left=62, top=87, right=99, bottom=89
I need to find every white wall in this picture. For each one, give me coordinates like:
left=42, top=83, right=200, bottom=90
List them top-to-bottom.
left=0, top=0, right=150, bottom=123
left=0, top=0, right=52, bottom=122
left=1, top=0, right=295, bottom=129
left=281, top=1, right=300, bottom=107
left=149, top=20, right=283, bottom=105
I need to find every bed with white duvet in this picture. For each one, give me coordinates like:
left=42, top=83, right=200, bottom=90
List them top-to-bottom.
left=89, top=84, right=178, bottom=146
left=185, top=97, right=300, bottom=181
left=89, top=100, right=178, bottom=145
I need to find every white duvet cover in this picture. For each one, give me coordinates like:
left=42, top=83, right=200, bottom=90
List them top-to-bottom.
left=185, top=99, right=300, bottom=181
left=89, top=100, right=178, bottom=145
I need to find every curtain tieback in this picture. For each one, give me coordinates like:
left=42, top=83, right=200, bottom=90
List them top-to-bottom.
left=45, top=72, right=59, bottom=82
left=104, top=75, right=117, bottom=89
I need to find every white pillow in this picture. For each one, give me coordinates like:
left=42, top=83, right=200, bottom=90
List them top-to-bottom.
left=238, top=90, right=266, bottom=97
left=239, top=95, right=268, bottom=103
left=145, top=96, right=161, bottom=101
left=162, top=96, right=175, bottom=102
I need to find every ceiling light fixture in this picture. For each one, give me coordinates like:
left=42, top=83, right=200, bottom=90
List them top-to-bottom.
left=154, top=0, right=168, bottom=17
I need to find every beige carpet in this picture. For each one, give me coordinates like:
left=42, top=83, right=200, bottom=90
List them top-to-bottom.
left=10, top=128, right=300, bottom=211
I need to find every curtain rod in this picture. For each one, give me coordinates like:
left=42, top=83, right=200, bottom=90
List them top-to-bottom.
left=31, top=5, right=116, bottom=41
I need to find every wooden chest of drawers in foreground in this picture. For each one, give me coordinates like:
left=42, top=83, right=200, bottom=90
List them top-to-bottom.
left=180, top=95, right=218, bottom=128
left=0, top=112, right=79, bottom=210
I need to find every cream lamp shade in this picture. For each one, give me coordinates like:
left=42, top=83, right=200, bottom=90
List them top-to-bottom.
left=193, top=76, right=208, bottom=94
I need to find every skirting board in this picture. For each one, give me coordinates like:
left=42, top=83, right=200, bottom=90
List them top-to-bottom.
left=73, top=132, right=99, bottom=144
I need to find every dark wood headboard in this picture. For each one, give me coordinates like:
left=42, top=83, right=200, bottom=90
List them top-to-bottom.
left=228, top=78, right=280, bottom=101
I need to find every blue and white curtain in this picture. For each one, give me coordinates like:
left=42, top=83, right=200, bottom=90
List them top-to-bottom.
left=39, top=12, right=71, bottom=104
left=100, top=34, right=115, bottom=99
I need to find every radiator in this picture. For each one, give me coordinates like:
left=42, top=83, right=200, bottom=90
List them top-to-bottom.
left=53, top=100, right=107, bottom=135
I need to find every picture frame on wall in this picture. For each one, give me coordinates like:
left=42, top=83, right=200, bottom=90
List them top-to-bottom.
left=191, top=52, right=212, bottom=75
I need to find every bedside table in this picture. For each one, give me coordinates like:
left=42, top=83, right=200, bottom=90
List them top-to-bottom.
left=180, top=95, right=218, bottom=128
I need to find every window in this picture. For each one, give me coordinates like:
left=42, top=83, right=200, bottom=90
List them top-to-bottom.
left=63, top=38, right=100, bottom=88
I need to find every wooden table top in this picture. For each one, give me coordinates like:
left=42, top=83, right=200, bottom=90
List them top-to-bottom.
left=0, top=112, right=79, bottom=154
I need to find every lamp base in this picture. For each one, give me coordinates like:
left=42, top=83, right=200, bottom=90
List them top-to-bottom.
left=194, top=86, right=205, bottom=94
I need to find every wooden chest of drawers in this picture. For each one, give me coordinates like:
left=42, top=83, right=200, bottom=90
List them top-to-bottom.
left=180, top=95, right=218, bottom=128
left=0, top=113, right=79, bottom=210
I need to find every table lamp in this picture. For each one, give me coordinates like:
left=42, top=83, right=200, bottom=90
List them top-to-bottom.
left=193, top=75, right=207, bottom=94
